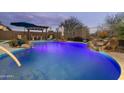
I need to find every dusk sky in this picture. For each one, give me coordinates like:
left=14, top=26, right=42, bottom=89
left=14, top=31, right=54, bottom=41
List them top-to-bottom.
left=0, top=12, right=117, bottom=33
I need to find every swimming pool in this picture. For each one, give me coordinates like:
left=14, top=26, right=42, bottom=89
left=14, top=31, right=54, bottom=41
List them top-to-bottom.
left=0, top=41, right=121, bottom=80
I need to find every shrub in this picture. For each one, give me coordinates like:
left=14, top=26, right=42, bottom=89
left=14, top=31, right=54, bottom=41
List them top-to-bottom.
left=73, top=37, right=83, bottom=42
left=8, top=39, right=29, bottom=47
left=8, top=40, right=18, bottom=47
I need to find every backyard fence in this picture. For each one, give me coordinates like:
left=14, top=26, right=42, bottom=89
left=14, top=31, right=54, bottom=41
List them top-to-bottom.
left=0, top=30, right=61, bottom=40
left=0, top=30, right=14, bottom=40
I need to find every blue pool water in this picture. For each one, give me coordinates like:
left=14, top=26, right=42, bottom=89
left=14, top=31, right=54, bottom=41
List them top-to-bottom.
left=0, top=41, right=121, bottom=80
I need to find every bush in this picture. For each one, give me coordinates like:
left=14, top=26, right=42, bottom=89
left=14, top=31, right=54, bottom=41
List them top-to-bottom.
left=67, top=37, right=89, bottom=42
left=73, top=37, right=83, bottom=42
left=67, top=38, right=74, bottom=41
left=8, top=39, right=28, bottom=47
left=8, top=40, right=18, bottom=47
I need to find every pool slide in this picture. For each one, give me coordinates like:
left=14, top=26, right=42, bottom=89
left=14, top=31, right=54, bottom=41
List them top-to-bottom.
left=0, top=46, right=21, bottom=67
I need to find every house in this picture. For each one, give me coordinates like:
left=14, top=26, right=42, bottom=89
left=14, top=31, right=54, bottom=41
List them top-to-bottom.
left=0, top=23, right=12, bottom=31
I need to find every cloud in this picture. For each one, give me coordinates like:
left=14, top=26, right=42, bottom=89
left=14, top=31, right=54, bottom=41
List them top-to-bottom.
left=0, top=12, right=67, bottom=30
left=0, top=13, right=78, bottom=31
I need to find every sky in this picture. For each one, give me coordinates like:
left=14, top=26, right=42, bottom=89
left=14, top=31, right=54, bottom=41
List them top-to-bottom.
left=0, top=12, right=117, bottom=33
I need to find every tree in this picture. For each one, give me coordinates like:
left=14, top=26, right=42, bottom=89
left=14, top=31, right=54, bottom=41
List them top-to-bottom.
left=105, top=13, right=124, bottom=39
left=60, top=17, right=89, bottom=39
left=97, top=31, right=109, bottom=39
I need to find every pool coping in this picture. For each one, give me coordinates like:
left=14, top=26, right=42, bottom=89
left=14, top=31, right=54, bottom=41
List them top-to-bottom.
left=0, top=40, right=122, bottom=80
left=0, top=40, right=45, bottom=56
left=66, top=41, right=122, bottom=80
left=0, top=48, right=26, bottom=56
left=99, top=51, right=122, bottom=80
left=106, top=52, right=124, bottom=80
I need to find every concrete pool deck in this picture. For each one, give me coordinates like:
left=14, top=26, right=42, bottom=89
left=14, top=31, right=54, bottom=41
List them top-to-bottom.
left=0, top=42, right=124, bottom=80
